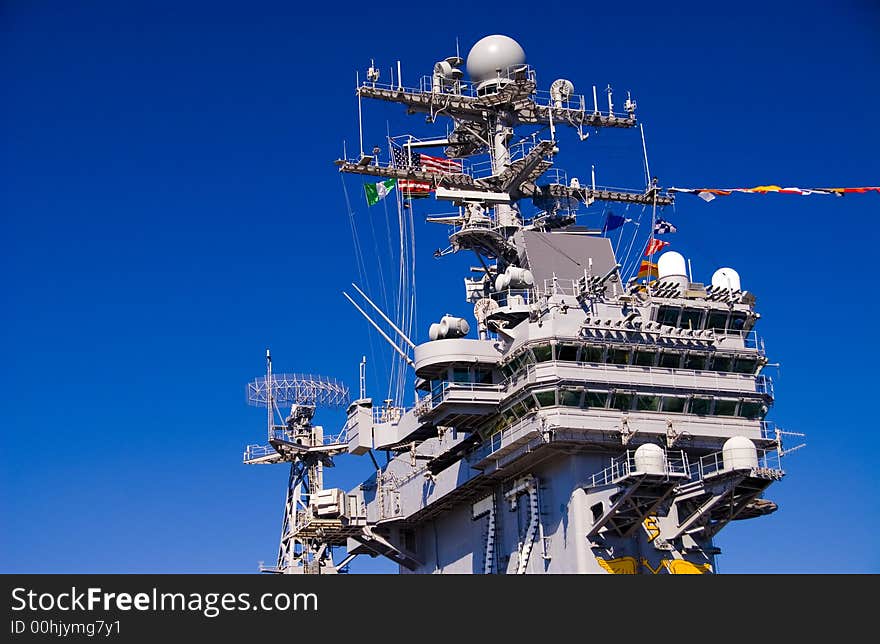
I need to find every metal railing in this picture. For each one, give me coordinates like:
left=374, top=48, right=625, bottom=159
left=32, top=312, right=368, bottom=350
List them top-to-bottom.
left=490, top=287, right=534, bottom=307
left=756, top=374, right=774, bottom=398
left=415, top=380, right=502, bottom=418
left=372, top=405, right=404, bottom=425
left=470, top=413, right=544, bottom=463
left=243, top=444, right=277, bottom=462
left=688, top=447, right=782, bottom=481
left=588, top=449, right=689, bottom=487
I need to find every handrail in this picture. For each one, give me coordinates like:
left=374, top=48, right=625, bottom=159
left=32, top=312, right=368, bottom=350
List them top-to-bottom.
left=688, top=447, right=783, bottom=480
left=588, top=449, right=689, bottom=487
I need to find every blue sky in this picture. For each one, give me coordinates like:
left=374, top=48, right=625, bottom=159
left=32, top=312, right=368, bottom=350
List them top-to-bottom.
left=2, top=0, right=878, bottom=573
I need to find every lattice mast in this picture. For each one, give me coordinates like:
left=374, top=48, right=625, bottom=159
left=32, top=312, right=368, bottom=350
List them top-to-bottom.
left=242, top=350, right=350, bottom=574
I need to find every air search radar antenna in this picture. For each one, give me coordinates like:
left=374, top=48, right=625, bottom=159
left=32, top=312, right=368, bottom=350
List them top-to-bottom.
left=242, top=349, right=352, bottom=574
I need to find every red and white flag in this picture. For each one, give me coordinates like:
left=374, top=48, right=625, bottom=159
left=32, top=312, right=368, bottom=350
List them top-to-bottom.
left=644, top=238, right=669, bottom=256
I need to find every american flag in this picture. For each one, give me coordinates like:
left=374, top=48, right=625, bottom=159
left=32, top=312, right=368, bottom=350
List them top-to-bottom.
left=392, top=146, right=462, bottom=174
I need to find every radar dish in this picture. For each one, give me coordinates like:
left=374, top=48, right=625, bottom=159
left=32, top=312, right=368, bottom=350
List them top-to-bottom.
left=550, top=78, right=575, bottom=106
left=246, top=374, right=350, bottom=409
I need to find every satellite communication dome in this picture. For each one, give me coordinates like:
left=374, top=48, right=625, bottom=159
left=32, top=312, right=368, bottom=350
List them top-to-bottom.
left=466, top=35, right=526, bottom=82
left=657, top=251, right=687, bottom=280
left=711, top=267, right=742, bottom=292
left=722, top=436, right=759, bottom=471
left=634, top=443, right=666, bottom=475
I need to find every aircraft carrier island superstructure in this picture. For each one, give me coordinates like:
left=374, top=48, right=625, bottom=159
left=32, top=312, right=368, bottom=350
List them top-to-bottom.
left=242, top=35, right=801, bottom=574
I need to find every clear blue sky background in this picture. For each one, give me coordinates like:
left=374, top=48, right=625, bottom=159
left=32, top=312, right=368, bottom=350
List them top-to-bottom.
left=2, top=0, right=878, bottom=573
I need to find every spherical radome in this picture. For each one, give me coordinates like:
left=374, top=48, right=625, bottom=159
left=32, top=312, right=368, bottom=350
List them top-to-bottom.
left=466, top=35, right=526, bottom=82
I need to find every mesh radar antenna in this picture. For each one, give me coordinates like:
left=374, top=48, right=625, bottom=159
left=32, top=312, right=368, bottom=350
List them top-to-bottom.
left=243, top=349, right=353, bottom=574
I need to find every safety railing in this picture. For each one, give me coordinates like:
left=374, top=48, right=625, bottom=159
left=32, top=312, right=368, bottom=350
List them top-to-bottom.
left=490, top=288, right=534, bottom=307
left=756, top=374, right=774, bottom=398
left=415, top=381, right=503, bottom=418
left=372, top=405, right=404, bottom=425
left=470, top=413, right=544, bottom=464
left=243, top=444, right=277, bottom=462
left=688, top=447, right=783, bottom=481
left=588, top=449, right=689, bottom=488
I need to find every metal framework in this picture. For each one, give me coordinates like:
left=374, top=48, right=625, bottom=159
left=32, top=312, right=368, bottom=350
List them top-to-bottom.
left=247, top=373, right=350, bottom=409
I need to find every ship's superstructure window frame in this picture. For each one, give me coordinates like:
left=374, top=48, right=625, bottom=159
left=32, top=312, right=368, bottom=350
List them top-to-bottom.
left=661, top=395, right=687, bottom=413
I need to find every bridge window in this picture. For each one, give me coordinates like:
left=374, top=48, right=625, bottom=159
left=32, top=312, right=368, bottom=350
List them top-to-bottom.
left=657, top=305, right=680, bottom=326
left=680, top=308, right=703, bottom=330
left=707, top=310, right=728, bottom=332
left=728, top=313, right=747, bottom=333
left=557, top=343, right=579, bottom=362
left=532, top=344, right=553, bottom=363
left=583, top=346, right=604, bottom=363
left=609, top=348, right=631, bottom=365
left=633, top=349, right=656, bottom=367
left=658, top=351, right=681, bottom=369
left=684, top=353, right=708, bottom=371
left=711, top=355, right=732, bottom=372
left=733, top=357, right=757, bottom=374
left=452, top=368, right=470, bottom=383
left=475, top=368, right=493, bottom=384
left=560, top=389, right=581, bottom=406
left=535, top=390, right=556, bottom=408
left=584, top=391, right=608, bottom=408
left=611, top=392, right=633, bottom=411
left=636, top=394, right=660, bottom=412
left=661, top=396, right=687, bottom=413
left=690, top=397, right=711, bottom=416
left=713, top=399, right=737, bottom=416
left=739, top=401, right=766, bottom=420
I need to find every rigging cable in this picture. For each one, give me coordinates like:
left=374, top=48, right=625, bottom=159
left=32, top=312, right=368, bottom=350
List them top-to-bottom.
left=340, top=174, right=385, bottom=390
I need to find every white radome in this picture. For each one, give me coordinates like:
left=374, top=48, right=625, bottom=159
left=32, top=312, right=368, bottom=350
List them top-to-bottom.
left=466, top=35, right=526, bottom=82
left=657, top=251, right=687, bottom=279
left=711, top=267, right=742, bottom=292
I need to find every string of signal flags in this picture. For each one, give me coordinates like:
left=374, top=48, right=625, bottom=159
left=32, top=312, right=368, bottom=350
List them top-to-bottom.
left=667, top=185, right=880, bottom=202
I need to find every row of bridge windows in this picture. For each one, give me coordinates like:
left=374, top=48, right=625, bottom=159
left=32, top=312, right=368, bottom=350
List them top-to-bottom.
left=656, top=305, right=750, bottom=333
left=501, top=342, right=761, bottom=376
left=499, top=388, right=767, bottom=424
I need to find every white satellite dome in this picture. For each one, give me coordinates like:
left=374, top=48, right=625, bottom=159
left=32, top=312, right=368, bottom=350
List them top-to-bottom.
left=466, top=35, right=526, bottom=83
left=657, top=251, right=687, bottom=280
left=711, top=267, right=742, bottom=292
left=722, top=436, right=759, bottom=471
left=634, top=443, right=666, bottom=475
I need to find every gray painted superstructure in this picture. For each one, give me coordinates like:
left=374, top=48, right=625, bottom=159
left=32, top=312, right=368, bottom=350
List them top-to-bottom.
left=243, top=35, right=797, bottom=574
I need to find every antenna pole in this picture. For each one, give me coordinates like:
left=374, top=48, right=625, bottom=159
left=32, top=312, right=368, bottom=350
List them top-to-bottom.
left=397, top=60, right=402, bottom=90
left=357, top=71, right=364, bottom=158
left=592, top=85, right=598, bottom=114
left=640, top=123, right=651, bottom=188
left=351, top=282, right=416, bottom=348
left=343, top=291, right=415, bottom=368
left=266, top=348, right=273, bottom=441
left=359, top=356, right=367, bottom=400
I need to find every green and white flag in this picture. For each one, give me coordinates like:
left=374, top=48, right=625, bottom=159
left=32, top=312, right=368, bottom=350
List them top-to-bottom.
left=364, top=178, right=396, bottom=206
